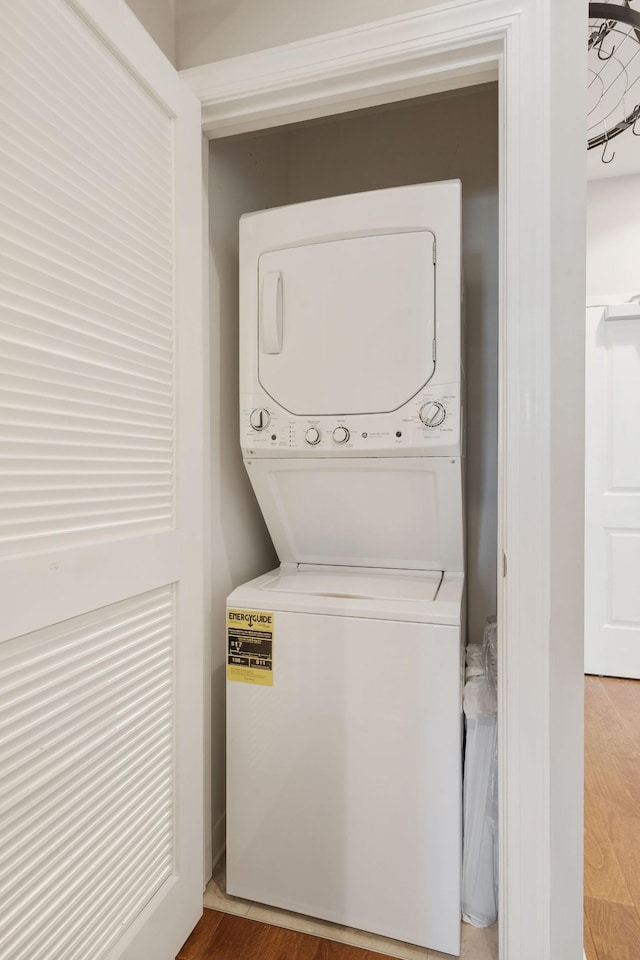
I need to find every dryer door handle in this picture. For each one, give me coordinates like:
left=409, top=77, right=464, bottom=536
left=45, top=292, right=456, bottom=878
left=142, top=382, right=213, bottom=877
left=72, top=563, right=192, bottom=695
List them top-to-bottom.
left=261, top=271, right=283, bottom=354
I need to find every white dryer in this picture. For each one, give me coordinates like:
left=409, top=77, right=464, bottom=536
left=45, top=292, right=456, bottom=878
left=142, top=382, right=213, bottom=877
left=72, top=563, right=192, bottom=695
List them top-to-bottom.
left=226, top=182, right=464, bottom=956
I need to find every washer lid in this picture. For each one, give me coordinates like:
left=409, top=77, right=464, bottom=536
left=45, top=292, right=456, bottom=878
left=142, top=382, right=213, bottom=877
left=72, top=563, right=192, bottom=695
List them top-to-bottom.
left=258, top=230, right=435, bottom=416
left=244, top=456, right=463, bottom=572
left=263, top=567, right=442, bottom=602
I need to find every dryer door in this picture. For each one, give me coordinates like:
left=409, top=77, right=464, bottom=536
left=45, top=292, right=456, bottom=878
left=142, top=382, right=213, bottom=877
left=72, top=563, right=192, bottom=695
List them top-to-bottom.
left=258, top=231, right=435, bottom=416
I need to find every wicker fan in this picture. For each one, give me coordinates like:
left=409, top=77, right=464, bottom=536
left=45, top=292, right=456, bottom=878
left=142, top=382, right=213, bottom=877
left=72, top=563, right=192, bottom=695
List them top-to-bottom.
left=588, top=1, right=640, bottom=161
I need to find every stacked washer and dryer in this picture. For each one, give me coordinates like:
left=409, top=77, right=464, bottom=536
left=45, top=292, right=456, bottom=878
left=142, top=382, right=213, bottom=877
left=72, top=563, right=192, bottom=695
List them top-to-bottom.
left=226, top=182, right=465, bottom=957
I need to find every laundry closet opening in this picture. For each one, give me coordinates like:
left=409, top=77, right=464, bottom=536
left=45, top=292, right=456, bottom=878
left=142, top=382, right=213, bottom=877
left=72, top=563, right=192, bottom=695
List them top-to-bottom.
left=207, top=80, right=499, bottom=953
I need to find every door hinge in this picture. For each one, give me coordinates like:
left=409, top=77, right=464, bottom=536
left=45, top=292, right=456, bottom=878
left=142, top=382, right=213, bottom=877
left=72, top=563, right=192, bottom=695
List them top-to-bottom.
left=502, top=551, right=508, bottom=578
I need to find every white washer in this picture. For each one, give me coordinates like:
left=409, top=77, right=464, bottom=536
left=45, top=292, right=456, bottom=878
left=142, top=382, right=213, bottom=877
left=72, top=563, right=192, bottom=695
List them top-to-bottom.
left=227, top=182, right=464, bottom=956
left=227, top=567, right=463, bottom=956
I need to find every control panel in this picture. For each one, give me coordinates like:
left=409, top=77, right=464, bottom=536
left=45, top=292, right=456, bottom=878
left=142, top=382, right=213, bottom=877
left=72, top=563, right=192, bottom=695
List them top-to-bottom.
left=240, top=382, right=462, bottom=458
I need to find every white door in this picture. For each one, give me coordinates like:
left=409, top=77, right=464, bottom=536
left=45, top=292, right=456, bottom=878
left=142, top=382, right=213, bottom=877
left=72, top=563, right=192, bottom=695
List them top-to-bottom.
left=0, top=2, right=203, bottom=959
left=585, top=304, right=640, bottom=678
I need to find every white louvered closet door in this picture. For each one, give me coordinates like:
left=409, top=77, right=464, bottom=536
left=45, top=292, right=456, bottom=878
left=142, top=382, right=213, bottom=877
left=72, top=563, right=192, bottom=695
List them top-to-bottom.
left=0, top=3, right=204, bottom=960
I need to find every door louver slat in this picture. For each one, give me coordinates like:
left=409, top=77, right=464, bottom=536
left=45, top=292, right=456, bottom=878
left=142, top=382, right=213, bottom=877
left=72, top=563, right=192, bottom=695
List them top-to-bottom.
left=0, top=0, right=175, bottom=556
left=0, top=587, right=175, bottom=960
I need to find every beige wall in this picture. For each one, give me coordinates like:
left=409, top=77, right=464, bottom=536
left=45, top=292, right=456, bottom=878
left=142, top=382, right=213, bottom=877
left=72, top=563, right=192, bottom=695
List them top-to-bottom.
left=125, top=0, right=176, bottom=65
left=177, top=0, right=443, bottom=68
left=206, top=134, right=286, bottom=863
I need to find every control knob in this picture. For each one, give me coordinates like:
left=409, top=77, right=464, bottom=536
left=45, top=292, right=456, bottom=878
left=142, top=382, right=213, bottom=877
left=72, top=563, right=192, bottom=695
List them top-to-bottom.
left=419, top=401, right=446, bottom=428
left=249, top=408, right=271, bottom=431
left=332, top=426, right=350, bottom=444
left=305, top=427, right=321, bottom=445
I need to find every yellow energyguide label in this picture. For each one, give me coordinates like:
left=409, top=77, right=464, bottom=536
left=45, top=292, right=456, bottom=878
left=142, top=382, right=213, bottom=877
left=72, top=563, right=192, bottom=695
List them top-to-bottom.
left=227, top=609, right=274, bottom=686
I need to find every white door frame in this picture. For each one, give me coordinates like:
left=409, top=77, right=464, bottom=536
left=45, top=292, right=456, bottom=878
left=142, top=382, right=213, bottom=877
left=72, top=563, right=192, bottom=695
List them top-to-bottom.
left=181, top=2, right=586, bottom=957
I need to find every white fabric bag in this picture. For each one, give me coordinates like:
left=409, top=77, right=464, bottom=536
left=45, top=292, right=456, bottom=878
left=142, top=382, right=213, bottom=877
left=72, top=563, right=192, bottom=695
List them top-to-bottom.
left=462, top=620, right=498, bottom=927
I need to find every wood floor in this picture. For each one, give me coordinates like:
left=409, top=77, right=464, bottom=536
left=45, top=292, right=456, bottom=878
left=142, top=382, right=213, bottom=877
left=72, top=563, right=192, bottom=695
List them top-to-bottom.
left=584, top=676, right=640, bottom=960
left=176, top=909, right=398, bottom=960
